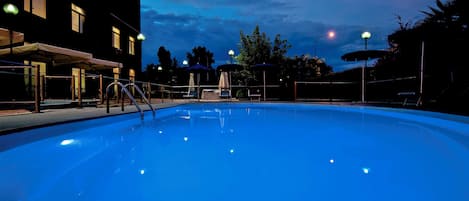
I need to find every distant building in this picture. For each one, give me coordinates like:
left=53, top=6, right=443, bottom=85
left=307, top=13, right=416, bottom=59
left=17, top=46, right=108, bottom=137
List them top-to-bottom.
left=0, top=0, right=142, bottom=100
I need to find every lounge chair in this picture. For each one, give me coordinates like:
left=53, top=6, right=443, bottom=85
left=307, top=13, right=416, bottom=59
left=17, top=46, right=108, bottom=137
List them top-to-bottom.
left=248, top=89, right=261, bottom=101
left=183, top=90, right=197, bottom=98
left=219, top=90, right=231, bottom=99
left=397, top=91, right=418, bottom=106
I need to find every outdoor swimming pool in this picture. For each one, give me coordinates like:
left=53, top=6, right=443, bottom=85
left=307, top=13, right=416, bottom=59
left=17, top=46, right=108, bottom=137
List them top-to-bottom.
left=0, top=103, right=468, bottom=201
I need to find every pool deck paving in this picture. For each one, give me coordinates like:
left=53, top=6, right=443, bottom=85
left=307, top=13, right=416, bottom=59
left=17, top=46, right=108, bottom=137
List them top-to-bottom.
left=0, top=101, right=188, bottom=135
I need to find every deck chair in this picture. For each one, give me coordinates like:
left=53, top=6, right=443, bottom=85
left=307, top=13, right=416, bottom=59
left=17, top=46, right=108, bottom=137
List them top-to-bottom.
left=219, top=89, right=231, bottom=99
left=248, top=89, right=261, bottom=101
left=183, top=90, right=197, bottom=98
left=397, top=91, right=418, bottom=106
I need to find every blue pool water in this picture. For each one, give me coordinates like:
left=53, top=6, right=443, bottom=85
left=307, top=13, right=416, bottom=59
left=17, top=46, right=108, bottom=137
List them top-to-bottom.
left=0, top=103, right=468, bottom=201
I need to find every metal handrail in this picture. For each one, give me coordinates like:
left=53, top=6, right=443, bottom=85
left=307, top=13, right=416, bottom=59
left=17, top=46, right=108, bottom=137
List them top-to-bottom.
left=105, top=82, right=144, bottom=120
left=124, top=83, right=155, bottom=118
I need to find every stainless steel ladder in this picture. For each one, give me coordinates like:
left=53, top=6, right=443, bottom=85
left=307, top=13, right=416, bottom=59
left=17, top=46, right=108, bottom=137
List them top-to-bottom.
left=105, top=82, right=155, bottom=120
left=124, top=83, right=155, bottom=117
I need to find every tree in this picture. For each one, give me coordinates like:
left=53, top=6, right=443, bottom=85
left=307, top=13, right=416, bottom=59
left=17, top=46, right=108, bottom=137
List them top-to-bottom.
left=374, top=0, right=469, bottom=113
left=236, top=25, right=291, bottom=85
left=238, top=25, right=274, bottom=66
left=271, top=34, right=291, bottom=65
left=157, top=46, right=172, bottom=69
left=185, top=46, right=216, bottom=84
left=186, top=46, right=215, bottom=67
left=172, top=57, right=178, bottom=68
left=144, top=63, right=158, bottom=82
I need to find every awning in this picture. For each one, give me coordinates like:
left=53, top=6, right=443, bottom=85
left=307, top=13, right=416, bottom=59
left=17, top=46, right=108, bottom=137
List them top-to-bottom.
left=0, top=28, right=24, bottom=47
left=0, top=42, right=92, bottom=66
left=79, top=57, right=123, bottom=70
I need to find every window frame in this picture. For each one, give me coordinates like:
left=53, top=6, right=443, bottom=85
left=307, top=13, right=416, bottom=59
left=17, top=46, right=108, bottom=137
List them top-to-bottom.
left=24, top=0, right=47, bottom=19
left=71, top=3, right=85, bottom=33
left=112, top=26, right=121, bottom=50
left=128, top=36, right=135, bottom=55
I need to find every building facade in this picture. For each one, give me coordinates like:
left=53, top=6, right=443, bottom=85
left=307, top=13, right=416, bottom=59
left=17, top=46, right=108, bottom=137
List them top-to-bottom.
left=0, top=0, right=142, bottom=100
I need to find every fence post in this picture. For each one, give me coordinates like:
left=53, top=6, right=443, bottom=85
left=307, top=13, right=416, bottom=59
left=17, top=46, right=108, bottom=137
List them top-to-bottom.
left=418, top=41, right=425, bottom=106
left=34, top=65, right=40, bottom=113
left=77, top=67, right=82, bottom=108
left=99, top=74, right=103, bottom=104
left=40, top=75, right=44, bottom=101
left=71, top=75, right=75, bottom=101
left=293, top=81, right=297, bottom=101
left=147, top=82, right=151, bottom=103
left=161, top=86, right=164, bottom=103
left=106, top=87, right=110, bottom=114
left=121, top=91, right=125, bottom=111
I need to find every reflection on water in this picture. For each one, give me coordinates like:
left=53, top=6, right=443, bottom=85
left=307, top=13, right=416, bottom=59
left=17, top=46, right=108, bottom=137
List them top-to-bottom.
left=0, top=103, right=468, bottom=201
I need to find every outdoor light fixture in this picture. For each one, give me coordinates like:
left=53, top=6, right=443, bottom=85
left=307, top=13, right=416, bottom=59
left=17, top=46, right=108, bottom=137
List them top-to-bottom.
left=3, top=3, right=19, bottom=15
left=3, top=3, right=19, bottom=56
left=360, top=31, right=372, bottom=103
left=361, top=31, right=371, bottom=49
left=137, top=33, right=145, bottom=41
left=228, top=49, right=235, bottom=64
left=183, top=60, right=188, bottom=66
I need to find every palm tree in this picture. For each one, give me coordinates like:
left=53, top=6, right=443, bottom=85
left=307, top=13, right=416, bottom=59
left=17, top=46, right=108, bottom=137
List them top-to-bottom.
left=374, top=0, right=469, bottom=112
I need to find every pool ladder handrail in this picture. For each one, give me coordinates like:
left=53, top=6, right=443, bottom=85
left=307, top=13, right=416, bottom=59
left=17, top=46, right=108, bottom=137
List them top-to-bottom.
left=105, top=82, right=146, bottom=120
left=123, top=83, right=155, bottom=118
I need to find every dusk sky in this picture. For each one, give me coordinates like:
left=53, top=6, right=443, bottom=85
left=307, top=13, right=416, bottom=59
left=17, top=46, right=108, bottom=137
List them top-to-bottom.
left=140, top=0, right=438, bottom=72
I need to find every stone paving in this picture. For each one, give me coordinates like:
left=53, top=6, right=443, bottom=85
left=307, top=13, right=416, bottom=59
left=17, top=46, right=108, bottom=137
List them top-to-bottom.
left=0, top=102, right=184, bottom=134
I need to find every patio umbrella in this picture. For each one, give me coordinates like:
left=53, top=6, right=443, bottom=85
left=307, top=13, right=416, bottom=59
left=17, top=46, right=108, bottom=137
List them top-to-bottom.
left=341, top=49, right=388, bottom=103
left=341, top=50, right=388, bottom=61
left=186, top=63, right=209, bottom=99
left=251, top=63, right=276, bottom=101
left=217, top=64, right=243, bottom=94
left=218, top=71, right=229, bottom=91
left=188, top=72, right=195, bottom=93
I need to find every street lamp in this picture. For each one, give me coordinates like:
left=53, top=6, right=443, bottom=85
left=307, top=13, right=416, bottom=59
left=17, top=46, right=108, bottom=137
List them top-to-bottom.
left=3, top=3, right=19, bottom=56
left=3, top=3, right=18, bottom=14
left=361, top=31, right=371, bottom=103
left=361, top=31, right=371, bottom=50
left=137, top=33, right=145, bottom=41
left=228, top=49, right=235, bottom=64
left=183, top=60, right=188, bottom=66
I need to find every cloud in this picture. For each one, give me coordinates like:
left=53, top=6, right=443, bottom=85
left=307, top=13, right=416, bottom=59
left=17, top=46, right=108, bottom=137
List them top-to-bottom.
left=140, top=0, right=433, bottom=72
left=141, top=8, right=391, bottom=72
left=141, top=9, right=248, bottom=68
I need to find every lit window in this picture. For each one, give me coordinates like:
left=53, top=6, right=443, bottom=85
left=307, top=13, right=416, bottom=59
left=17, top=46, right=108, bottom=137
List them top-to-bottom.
left=24, top=0, right=47, bottom=19
left=71, top=3, right=85, bottom=33
left=112, top=26, right=121, bottom=49
left=129, top=36, right=135, bottom=55
left=23, top=61, right=46, bottom=97
left=72, top=68, right=86, bottom=94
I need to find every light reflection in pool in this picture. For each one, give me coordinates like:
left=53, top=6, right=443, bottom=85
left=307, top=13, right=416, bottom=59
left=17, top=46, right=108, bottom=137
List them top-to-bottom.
left=0, top=103, right=467, bottom=201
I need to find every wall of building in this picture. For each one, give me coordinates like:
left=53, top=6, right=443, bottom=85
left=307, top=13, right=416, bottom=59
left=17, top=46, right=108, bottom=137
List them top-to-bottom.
left=0, top=0, right=142, bottom=76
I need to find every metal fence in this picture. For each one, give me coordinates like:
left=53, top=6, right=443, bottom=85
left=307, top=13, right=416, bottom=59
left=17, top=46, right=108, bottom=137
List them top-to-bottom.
left=2, top=64, right=424, bottom=113
left=294, top=77, right=420, bottom=105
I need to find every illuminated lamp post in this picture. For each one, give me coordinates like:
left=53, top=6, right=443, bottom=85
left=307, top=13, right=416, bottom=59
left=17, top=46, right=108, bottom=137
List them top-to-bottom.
left=3, top=3, right=19, bottom=56
left=361, top=31, right=371, bottom=103
left=137, top=33, right=145, bottom=41
left=228, top=49, right=235, bottom=64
